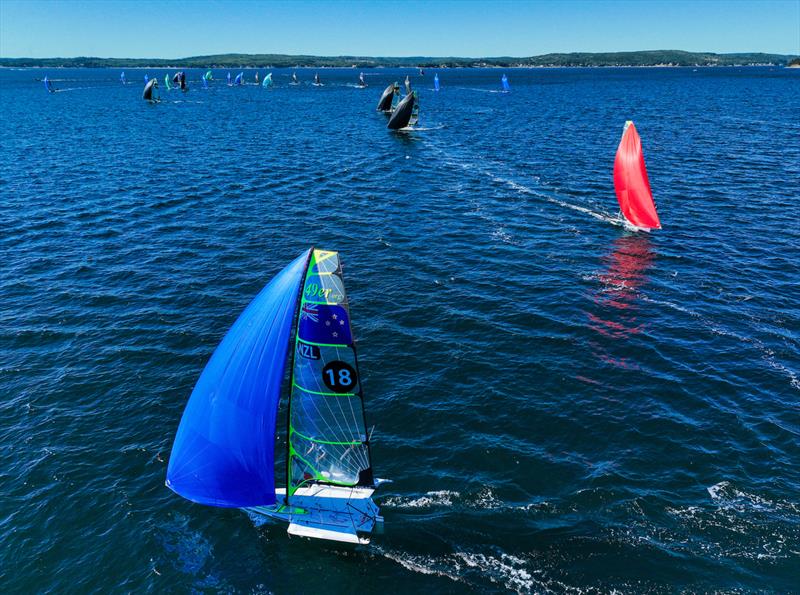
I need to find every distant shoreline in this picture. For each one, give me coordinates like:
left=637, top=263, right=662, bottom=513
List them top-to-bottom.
left=0, top=50, right=796, bottom=69
left=2, top=64, right=793, bottom=70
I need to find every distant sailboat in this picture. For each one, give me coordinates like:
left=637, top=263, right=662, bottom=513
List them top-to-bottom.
left=204, top=70, right=213, bottom=81
left=172, top=71, right=187, bottom=91
left=227, top=71, right=232, bottom=86
left=291, top=71, right=300, bottom=85
left=120, top=72, right=126, bottom=85
left=234, top=72, right=244, bottom=86
left=255, top=72, right=260, bottom=85
left=262, top=72, right=273, bottom=88
left=357, top=72, right=367, bottom=88
left=164, top=73, right=172, bottom=91
left=313, top=73, right=323, bottom=86
left=434, top=73, right=440, bottom=91
left=144, top=74, right=149, bottom=83
left=501, top=74, right=510, bottom=92
left=202, top=75, right=208, bottom=89
left=404, top=75, right=412, bottom=95
left=43, top=76, right=55, bottom=94
left=142, top=78, right=159, bottom=102
left=376, top=82, right=399, bottom=113
left=387, top=91, right=418, bottom=130
left=613, top=121, right=661, bottom=231
left=166, top=249, right=384, bottom=545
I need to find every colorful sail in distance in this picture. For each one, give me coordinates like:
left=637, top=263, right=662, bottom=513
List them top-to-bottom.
left=204, top=70, right=213, bottom=81
left=262, top=73, right=273, bottom=88
left=164, top=74, right=171, bottom=90
left=613, top=121, right=661, bottom=231
left=288, top=249, right=373, bottom=499
left=166, top=250, right=312, bottom=507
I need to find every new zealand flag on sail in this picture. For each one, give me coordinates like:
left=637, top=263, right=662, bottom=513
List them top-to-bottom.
left=298, top=303, right=352, bottom=345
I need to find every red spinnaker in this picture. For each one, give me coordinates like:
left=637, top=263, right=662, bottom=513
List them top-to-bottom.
left=613, top=121, right=661, bottom=230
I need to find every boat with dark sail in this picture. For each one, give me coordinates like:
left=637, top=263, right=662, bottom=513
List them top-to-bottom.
left=376, top=82, right=399, bottom=112
left=387, top=91, right=418, bottom=130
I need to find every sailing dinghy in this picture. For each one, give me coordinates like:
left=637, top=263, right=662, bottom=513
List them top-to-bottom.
left=387, top=91, right=419, bottom=130
left=613, top=121, right=661, bottom=232
left=166, top=249, right=384, bottom=545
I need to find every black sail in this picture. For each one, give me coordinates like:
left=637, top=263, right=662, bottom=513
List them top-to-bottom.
left=142, top=78, right=157, bottom=101
left=377, top=84, right=395, bottom=112
left=387, top=92, right=415, bottom=129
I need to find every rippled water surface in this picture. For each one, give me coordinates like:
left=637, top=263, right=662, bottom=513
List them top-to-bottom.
left=1, top=67, right=799, bottom=593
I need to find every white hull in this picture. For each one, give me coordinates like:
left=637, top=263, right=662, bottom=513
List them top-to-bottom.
left=246, top=485, right=382, bottom=545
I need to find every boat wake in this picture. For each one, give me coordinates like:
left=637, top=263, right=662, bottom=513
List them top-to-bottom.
left=397, top=124, right=445, bottom=132
left=424, top=140, right=622, bottom=228
left=639, top=296, right=800, bottom=391
left=381, top=486, right=544, bottom=512
left=373, top=546, right=538, bottom=594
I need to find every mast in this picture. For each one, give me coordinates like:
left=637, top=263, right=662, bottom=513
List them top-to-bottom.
left=284, top=248, right=315, bottom=505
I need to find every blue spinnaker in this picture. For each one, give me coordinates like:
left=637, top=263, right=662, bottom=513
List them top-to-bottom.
left=234, top=72, right=243, bottom=85
left=434, top=73, right=440, bottom=91
left=166, top=249, right=312, bottom=507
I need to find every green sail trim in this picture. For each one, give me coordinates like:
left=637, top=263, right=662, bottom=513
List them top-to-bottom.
left=292, top=382, right=356, bottom=397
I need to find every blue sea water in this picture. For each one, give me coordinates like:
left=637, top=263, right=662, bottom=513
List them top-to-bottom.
left=1, top=66, right=798, bottom=593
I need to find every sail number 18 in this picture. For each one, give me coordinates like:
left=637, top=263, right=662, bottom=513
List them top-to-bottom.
left=322, top=361, right=358, bottom=393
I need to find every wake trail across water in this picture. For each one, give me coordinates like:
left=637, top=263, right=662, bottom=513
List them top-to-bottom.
left=423, top=138, right=622, bottom=228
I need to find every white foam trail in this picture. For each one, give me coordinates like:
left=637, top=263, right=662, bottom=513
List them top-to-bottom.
left=424, top=139, right=622, bottom=228
left=382, top=490, right=460, bottom=508
left=374, top=547, right=536, bottom=593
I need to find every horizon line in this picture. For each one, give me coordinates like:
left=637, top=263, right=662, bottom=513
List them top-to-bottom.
left=1, top=49, right=797, bottom=61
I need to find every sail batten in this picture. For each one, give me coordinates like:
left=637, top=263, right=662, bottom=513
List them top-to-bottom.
left=166, top=249, right=312, bottom=508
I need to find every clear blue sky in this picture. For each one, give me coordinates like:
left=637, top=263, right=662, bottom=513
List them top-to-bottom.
left=1, top=0, right=798, bottom=58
